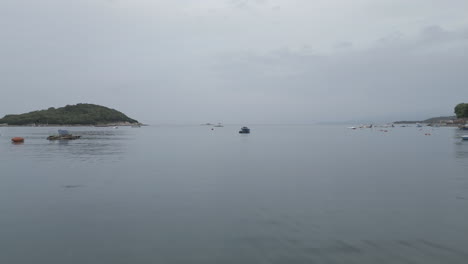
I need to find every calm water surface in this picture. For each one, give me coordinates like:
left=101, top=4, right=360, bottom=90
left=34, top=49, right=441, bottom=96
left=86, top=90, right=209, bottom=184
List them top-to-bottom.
left=1, top=125, right=468, bottom=263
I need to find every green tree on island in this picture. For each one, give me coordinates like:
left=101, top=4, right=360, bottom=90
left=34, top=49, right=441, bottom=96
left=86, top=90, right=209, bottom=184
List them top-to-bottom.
left=0, top=103, right=138, bottom=125
left=454, top=103, right=468, bottom=118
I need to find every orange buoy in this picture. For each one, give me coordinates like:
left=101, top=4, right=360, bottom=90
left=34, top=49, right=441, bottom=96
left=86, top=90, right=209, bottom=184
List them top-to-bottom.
left=11, top=137, right=24, bottom=143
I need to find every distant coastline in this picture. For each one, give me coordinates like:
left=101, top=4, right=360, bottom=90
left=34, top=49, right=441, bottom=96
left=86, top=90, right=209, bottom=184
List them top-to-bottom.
left=394, top=116, right=467, bottom=126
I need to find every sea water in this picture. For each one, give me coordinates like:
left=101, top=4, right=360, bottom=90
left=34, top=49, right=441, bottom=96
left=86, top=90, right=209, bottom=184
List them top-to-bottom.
left=1, top=125, right=467, bottom=263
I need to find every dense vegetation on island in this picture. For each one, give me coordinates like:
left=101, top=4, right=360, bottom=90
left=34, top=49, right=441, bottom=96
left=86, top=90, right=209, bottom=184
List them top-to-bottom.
left=454, top=103, right=468, bottom=118
left=0, top=104, right=138, bottom=125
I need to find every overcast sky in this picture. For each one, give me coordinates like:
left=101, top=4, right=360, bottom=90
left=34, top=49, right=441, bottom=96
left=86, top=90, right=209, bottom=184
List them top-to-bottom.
left=1, top=0, right=467, bottom=124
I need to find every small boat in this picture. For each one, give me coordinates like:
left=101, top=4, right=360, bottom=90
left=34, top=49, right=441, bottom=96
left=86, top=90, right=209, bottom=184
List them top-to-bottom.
left=214, top=123, right=224, bottom=127
left=416, top=123, right=423, bottom=127
left=131, top=124, right=141, bottom=128
left=459, top=125, right=468, bottom=130
left=239, top=126, right=250, bottom=134
left=347, top=127, right=357, bottom=130
left=47, top=130, right=80, bottom=140
left=47, top=135, right=81, bottom=140
left=462, top=135, right=468, bottom=140
left=11, top=137, right=24, bottom=143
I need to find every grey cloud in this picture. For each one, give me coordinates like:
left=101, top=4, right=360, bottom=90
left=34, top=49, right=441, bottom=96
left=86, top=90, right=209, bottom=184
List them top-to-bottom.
left=229, top=0, right=269, bottom=9
left=1, top=1, right=467, bottom=124
left=417, top=25, right=468, bottom=45
left=212, top=26, right=468, bottom=121
left=334, top=42, right=354, bottom=50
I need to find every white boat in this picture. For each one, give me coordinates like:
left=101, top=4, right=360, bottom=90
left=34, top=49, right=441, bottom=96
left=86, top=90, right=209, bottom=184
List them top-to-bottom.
left=213, top=123, right=224, bottom=127
left=462, top=135, right=468, bottom=140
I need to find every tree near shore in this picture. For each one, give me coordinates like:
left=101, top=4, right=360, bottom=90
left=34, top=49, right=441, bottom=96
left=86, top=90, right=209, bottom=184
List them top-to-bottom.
left=454, top=103, right=468, bottom=118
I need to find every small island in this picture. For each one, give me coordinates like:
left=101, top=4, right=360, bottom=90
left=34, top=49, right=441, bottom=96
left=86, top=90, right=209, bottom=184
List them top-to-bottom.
left=0, top=103, right=139, bottom=126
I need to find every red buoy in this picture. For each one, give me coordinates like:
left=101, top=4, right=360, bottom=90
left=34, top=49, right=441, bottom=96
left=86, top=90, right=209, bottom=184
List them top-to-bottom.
left=11, top=137, right=24, bottom=143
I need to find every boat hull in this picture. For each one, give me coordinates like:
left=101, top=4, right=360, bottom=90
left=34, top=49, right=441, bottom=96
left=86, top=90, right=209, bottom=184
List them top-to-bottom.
left=47, top=135, right=81, bottom=140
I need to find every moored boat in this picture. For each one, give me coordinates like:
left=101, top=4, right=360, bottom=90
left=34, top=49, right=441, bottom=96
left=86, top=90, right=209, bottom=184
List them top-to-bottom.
left=239, top=126, right=250, bottom=134
left=47, top=130, right=80, bottom=140
left=47, top=135, right=81, bottom=140
left=462, top=135, right=468, bottom=140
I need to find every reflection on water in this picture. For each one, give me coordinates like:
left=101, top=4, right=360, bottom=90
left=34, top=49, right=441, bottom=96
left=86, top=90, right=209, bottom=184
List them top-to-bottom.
left=1, top=125, right=468, bottom=264
left=1, top=127, right=129, bottom=163
left=453, top=129, right=468, bottom=205
left=454, top=129, right=468, bottom=161
left=454, top=142, right=468, bottom=159
left=226, top=238, right=468, bottom=263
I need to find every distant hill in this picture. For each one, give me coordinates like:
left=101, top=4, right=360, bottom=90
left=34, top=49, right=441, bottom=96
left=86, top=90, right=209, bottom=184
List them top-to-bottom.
left=0, top=104, right=139, bottom=125
left=394, top=116, right=456, bottom=124
left=422, top=116, right=457, bottom=123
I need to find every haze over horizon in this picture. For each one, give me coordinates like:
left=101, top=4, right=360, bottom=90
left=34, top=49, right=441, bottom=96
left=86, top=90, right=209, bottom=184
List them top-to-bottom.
left=1, top=0, right=467, bottom=124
